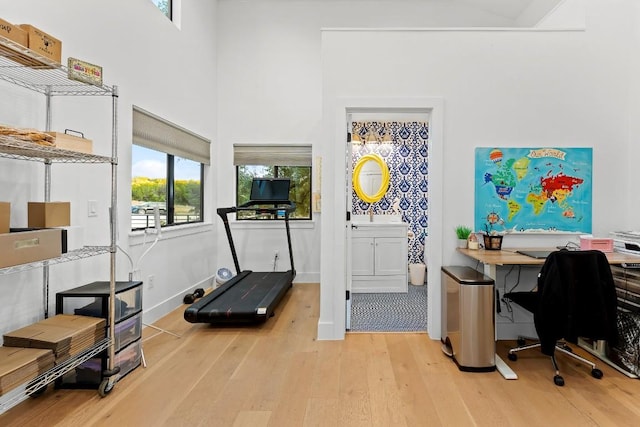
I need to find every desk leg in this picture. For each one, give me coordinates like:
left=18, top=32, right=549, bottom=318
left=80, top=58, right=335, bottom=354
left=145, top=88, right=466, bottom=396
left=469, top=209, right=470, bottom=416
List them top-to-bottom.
left=482, top=262, right=518, bottom=379
left=483, top=263, right=497, bottom=283
left=495, top=354, right=518, bottom=380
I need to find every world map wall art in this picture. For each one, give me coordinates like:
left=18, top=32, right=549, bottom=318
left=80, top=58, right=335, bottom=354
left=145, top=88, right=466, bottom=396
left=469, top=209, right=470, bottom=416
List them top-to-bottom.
left=474, top=147, right=593, bottom=234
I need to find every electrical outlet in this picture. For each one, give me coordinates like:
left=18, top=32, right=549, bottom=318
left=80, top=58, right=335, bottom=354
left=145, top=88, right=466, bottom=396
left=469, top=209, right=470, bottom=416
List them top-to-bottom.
left=148, top=275, right=155, bottom=289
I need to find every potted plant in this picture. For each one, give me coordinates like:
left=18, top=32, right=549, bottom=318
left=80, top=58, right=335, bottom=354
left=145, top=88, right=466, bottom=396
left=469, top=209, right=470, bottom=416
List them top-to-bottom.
left=455, top=225, right=473, bottom=249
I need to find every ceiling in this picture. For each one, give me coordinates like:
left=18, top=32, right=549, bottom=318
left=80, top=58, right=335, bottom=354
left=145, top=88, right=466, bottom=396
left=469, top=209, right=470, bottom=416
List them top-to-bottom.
left=238, top=0, right=568, bottom=27
left=295, top=0, right=567, bottom=26
left=455, top=0, right=565, bottom=22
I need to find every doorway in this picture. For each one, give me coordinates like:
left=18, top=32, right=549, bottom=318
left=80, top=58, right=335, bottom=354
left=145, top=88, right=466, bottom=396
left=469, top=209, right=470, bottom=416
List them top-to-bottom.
left=317, top=97, right=443, bottom=341
left=348, top=116, right=429, bottom=332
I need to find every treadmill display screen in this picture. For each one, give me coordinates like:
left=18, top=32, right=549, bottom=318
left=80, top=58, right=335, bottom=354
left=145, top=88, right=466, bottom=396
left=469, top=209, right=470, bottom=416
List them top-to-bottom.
left=249, top=178, right=291, bottom=202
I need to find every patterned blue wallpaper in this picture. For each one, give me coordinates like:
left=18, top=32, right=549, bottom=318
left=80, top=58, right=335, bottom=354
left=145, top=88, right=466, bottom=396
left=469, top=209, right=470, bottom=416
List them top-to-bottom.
left=352, top=121, right=429, bottom=264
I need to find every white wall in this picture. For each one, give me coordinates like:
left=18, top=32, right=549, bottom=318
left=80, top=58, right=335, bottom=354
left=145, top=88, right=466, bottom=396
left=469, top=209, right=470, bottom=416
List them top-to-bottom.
left=0, top=0, right=217, bottom=337
left=2, top=0, right=636, bottom=344
left=214, top=0, right=531, bottom=284
left=319, top=0, right=638, bottom=339
left=623, top=1, right=640, bottom=225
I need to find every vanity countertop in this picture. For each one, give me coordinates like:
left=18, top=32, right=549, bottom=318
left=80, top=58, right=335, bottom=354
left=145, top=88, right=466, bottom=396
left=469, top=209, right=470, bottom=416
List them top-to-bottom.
left=351, top=214, right=404, bottom=224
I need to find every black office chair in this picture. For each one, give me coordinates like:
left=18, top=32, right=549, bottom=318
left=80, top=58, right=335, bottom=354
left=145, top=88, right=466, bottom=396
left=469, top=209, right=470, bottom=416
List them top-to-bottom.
left=504, top=250, right=618, bottom=386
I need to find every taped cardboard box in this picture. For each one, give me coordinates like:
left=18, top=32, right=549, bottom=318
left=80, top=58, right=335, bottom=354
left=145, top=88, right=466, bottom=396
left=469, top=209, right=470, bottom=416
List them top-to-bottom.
left=0, top=17, right=28, bottom=46
left=18, top=24, right=62, bottom=64
left=45, top=131, right=92, bottom=154
left=0, top=201, right=9, bottom=234
left=28, top=201, right=70, bottom=228
left=11, top=227, right=67, bottom=254
left=0, top=228, right=62, bottom=268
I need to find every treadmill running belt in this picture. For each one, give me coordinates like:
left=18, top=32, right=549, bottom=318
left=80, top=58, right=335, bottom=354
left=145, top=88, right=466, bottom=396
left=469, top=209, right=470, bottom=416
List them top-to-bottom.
left=184, top=270, right=293, bottom=324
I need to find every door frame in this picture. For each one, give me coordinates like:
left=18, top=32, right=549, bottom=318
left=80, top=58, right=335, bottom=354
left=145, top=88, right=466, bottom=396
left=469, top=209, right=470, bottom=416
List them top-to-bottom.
left=318, top=97, right=444, bottom=340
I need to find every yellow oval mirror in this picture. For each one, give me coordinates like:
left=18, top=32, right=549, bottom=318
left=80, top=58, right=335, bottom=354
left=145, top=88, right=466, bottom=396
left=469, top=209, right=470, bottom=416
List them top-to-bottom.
left=353, top=154, right=390, bottom=204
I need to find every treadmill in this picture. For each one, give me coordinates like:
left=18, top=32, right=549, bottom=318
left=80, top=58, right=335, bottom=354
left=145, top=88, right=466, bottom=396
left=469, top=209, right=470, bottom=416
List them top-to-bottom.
left=184, top=178, right=296, bottom=324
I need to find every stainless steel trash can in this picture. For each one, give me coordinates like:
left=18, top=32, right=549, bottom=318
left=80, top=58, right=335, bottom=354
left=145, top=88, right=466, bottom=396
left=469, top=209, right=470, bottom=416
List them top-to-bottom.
left=441, top=266, right=496, bottom=372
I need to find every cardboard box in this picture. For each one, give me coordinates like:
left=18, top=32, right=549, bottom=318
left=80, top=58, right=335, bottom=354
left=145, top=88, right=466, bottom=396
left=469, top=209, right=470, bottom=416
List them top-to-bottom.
left=0, top=17, right=28, bottom=46
left=18, top=24, right=62, bottom=64
left=68, top=57, right=103, bottom=86
left=45, top=131, right=93, bottom=154
left=0, top=201, right=9, bottom=234
left=28, top=202, right=70, bottom=228
left=10, top=227, right=67, bottom=254
left=0, top=228, right=62, bottom=268
left=3, top=314, right=106, bottom=360
left=0, top=347, right=54, bottom=397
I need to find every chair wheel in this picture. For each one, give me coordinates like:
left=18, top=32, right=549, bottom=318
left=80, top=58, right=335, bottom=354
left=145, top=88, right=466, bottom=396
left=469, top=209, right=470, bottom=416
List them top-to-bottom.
left=516, top=338, right=526, bottom=346
left=508, top=353, right=517, bottom=361
left=591, top=368, right=603, bottom=379
left=554, top=375, right=565, bottom=386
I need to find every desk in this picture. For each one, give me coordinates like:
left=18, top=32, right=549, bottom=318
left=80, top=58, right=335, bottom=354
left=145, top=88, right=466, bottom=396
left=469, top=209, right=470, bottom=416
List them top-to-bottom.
left=457, top=247, right=640, bottom=380
left=459, top=247, right=635, bottom=276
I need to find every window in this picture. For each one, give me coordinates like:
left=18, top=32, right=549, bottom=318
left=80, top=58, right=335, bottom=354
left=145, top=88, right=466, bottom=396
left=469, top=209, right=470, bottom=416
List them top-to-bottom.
left=151, top=0, right=172, bottom=19
left=132, top=107, right=209, bottom=230
left=234, top=144, right=312, bottom=220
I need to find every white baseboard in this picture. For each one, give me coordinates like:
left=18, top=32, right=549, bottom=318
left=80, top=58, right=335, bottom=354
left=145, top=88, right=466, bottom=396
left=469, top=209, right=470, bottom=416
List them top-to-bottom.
left=293, top=272, right=319, bottom=283
left=142, top=275, right=215, bottom=325
left=317, top=320, right=337, bottom=340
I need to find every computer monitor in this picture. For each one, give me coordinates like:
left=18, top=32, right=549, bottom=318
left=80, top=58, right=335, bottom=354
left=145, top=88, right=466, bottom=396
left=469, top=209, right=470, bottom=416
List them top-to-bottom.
left=249, top=178, right=291, bottom=203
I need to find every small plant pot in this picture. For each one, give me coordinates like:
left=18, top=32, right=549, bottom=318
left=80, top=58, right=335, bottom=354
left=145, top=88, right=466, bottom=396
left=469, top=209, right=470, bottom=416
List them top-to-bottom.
left=483, top=235, right=503, bottom=250
left=457, top=239, right=468, bottom=249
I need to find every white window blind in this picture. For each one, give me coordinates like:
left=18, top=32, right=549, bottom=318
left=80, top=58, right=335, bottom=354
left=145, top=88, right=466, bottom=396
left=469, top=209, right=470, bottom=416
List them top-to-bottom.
left=132, top=106, right=211, bottom=165
left=233, top=144, right=312, bottom=166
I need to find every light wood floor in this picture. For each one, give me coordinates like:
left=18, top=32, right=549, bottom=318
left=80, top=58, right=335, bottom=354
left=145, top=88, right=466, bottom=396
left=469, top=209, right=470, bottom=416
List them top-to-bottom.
left=2, top=283, right=640, bottom=426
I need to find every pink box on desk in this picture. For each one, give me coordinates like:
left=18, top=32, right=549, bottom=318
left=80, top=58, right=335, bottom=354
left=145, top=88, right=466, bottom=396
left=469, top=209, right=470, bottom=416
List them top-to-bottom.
left=579, top=236, right=614, bottom=252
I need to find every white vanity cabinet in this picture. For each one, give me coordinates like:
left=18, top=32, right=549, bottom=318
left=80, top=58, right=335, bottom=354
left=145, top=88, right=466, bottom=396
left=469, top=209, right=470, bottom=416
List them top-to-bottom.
left=351, top=223, right=408, bottom=293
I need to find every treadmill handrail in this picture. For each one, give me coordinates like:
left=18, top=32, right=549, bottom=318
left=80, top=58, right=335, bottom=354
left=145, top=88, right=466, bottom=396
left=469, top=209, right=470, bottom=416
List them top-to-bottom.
left=216, top=202, right=296, bottom=276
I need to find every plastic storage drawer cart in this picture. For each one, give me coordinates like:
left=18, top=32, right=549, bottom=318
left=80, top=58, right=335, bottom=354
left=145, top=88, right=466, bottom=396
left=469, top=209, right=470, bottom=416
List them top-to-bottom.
left=441, top=266, right=496, bottom=372
left=55, top=280, right=143, bottom=388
